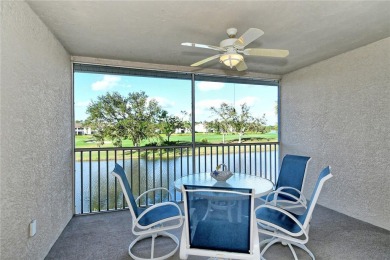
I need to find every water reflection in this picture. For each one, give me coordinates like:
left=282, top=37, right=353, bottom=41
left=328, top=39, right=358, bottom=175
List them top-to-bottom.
left=75, top=149, right=278, bottom=214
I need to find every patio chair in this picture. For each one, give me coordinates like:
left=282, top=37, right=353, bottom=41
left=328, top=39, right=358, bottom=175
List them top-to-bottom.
left=261, top=154, right=311, bottom=210
left=111, top=163, right=183, bottom=260
left=255, top=166, right=333, bottom=260
left=180, top=184, right=260, bottom=260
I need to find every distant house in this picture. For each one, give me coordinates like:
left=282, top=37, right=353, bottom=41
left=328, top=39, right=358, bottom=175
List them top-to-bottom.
left=75, top=123, right=93, bottom=135
left=195, top=123, right=208, bottom=133
left=173, top=124, right=207, bottom=134
left=175, top=128, right=185, bottom=134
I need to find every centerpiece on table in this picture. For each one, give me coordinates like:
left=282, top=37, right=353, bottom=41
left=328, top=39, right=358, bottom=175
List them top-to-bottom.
left=210, top=163, right=233, bottom=182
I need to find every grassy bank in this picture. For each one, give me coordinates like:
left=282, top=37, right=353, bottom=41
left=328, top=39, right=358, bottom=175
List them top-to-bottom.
left=75, top=132, right=278, bottom=161
left=75, top=132, right=278, bottom=149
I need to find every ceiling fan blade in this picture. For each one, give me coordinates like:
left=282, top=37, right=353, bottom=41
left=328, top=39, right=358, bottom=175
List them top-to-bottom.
left=234, top=28, right=264, bottom=49
left=181, top=42, right=226, bottom=52
left=243, top=48, right=289, bottom=57
left=190, top=54, right=221, bottom=67
left=236, top=61, right=248, bottom=71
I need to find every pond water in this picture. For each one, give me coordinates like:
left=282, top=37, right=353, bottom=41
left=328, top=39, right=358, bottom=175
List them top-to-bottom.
left=74, top=149, right=279, bottom=214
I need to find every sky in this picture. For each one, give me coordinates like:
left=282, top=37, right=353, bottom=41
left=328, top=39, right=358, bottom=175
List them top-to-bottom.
left=74, top=72, right=278, bottom=125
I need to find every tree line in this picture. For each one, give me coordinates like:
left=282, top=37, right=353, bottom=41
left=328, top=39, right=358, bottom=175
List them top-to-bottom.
left=83, top=91, right=269, bottom=147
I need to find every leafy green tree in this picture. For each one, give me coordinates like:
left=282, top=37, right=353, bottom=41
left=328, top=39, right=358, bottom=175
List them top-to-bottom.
left=85, top=91, right=162, bottom=147
left=274, top=101, right=278, bottom=130
left=210, top=102, right=267, bottom=143
left=274, top=102, right=278, bottom=115
left=210, top=103, right=235, bottom=143
left=231, top=103, right=253, bottom=143
left=159, top=110, right=183, bottom=142
left=180, top=110, right=192, bottom=133
left=248, top=114, right=268, bottom=134
left=86, top=119, right=106, bottom=147
left=205, top=119, right=221, bottom=133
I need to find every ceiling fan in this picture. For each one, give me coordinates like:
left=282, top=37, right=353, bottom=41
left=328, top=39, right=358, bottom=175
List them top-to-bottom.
left=181, top=28, right=289, bottom=71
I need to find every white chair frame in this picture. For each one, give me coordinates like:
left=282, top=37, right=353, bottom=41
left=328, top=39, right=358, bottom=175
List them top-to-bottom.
left=261, top=155, right=311, bottom=210
left=256, top=168, right=333, bottom=260
left=112, top=170, right=183, bottom=260
left=180, top=186, right=260, bottom=260
left=264, top=187, right=308, bottom=210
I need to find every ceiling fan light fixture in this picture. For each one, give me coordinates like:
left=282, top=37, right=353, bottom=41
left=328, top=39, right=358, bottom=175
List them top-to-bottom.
left=220, top=53, right=243, bottom=68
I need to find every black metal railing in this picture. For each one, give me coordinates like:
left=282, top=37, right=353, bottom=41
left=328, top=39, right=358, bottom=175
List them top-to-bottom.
left=74, top=142, right=279, bottom=214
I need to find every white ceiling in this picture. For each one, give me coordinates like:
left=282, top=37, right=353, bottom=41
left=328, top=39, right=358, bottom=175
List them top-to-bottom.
left=27, top=1, right=390, bottom=75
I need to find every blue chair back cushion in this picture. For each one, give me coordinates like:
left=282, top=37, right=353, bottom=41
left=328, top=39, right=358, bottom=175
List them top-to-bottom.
left=276, top=154, right=311, bottom=197
left=112, top=163, right=139, bottom=217
left=257, top=166, right=332, bottom=232
left=299, top=166, right=331, bottom=222
left=184, top=185, right=252, bottom=254
left=191, top=220, right=250, bottom=253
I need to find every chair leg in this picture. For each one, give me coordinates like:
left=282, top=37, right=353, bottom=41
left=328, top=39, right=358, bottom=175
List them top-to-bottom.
left=129, top=231, right=179, bottom=260
left=151, top=233, right=156, bottom=259
left=259, top=237, right=275, bottom=247
left=260, top=237, right=282, bottom=257
left=260, top=237, right=315, bottom=260
left=261, top=239, right=315, bottom=260
left=292, top=242, right=315, bottom=260
left=287, top=243, right=298, bottom=260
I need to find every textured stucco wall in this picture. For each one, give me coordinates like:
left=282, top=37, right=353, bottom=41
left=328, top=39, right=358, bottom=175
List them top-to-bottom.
left=0, top=1, right=72, bottom=259
left=280, top=37, right=390, bottom=230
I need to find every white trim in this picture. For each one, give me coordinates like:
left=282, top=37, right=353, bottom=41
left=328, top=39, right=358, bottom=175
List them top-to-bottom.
left=71, top=56, right=281, bottom=81
left=71, top=61, right=75, bottom=215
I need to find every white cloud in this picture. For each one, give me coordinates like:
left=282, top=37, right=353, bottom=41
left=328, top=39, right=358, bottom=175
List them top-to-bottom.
left=91, top=75, right=121, bottom=91
left=197, top=82, right=225, bottom=91
left=148, top=96, right=175, bottom=109
left=236, top=96, right=258, bottom=107
left=195, top=99, right=229, bottom=120
left=197, top=99, right=229, bottom=110
left=262, top=111, right=277, bottom=125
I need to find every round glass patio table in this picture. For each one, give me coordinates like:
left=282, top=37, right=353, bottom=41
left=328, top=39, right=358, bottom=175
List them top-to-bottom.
left=174, top=172, right=274, bottom=198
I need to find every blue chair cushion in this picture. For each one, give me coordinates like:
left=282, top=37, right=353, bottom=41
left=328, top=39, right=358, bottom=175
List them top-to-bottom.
left=276, top=155, right=310, bottom=197
left=112, top=164, right=139, bottom=217
left=137, top=203, right=181, bottom=226
left=256, top=207, right=303, bottom=234
left=191, top=220, right=250, bottom=253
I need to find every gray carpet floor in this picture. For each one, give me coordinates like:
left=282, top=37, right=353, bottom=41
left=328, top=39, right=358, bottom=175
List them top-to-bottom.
left=45, top=204, right=390, bottom=260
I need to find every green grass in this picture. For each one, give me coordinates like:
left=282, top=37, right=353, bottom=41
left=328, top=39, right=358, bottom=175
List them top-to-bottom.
left=74, top=132, right=278, bottom=161
left=75, top=132, right=278, bottom=149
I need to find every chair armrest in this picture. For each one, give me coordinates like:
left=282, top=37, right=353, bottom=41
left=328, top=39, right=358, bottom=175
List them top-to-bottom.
left=266, top=186, right=307, bottom=208
left=275, top=186, right=305, bottom=197
left=135, top=187, right=174, bottom=203
left=135, top=201, right=183, bottom=230
left=255, top=204, right=306, bottom=238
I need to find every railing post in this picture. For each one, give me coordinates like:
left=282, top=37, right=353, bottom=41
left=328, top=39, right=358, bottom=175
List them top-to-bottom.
left=191, top=74, right=196, bottom=174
